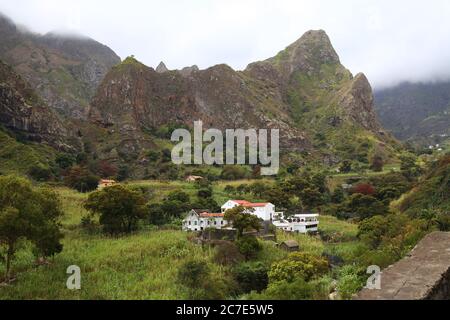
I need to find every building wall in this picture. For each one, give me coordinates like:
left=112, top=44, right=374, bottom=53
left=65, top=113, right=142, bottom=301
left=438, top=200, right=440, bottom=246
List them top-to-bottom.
left=221, top=201, right=275, bottom=221
left=183, top=213, right=227, bottom=231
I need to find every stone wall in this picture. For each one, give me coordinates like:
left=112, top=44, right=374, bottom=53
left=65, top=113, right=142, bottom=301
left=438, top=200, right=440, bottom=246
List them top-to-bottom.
left=356, top=232, right=450, bottom=300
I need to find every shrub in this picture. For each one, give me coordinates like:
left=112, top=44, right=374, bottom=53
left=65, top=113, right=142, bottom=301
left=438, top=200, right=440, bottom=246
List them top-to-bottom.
left=28, top=165, right=52, bottom=182
left=236, top=236, right=262, bottom=260
left=212, top=241, right=244, bottom=266
left=268, top=252, right=329, bottom=283
left=177, top=259, right=210, bottom=289
left=177, top=259, right=229, bottom=299
left=233, top=262, right=269, bottom=294
left=338, top=274, right=364, bottom=300
left=247, top=277, right=331, bottom=300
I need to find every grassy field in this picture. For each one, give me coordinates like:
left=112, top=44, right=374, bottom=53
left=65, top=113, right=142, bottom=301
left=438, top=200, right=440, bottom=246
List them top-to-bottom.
left=0, top=183, right=359, bottom=300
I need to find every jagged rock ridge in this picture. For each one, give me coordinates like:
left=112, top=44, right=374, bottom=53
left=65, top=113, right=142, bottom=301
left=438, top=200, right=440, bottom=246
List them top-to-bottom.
left=0, top=13, right=121, bottom=119
left=87, top=30, right=391, bottom=166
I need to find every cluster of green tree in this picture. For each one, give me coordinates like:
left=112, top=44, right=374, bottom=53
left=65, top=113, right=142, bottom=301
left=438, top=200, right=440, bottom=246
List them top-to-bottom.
left=26, top=149, right=132, bottom=192
left=224, top=170, right=329, bottom=214
left=0, top=176, right=64, bottom=282
left=82, top=180, right=222, bottom=234
left=245, top=252, right=332, bottom=300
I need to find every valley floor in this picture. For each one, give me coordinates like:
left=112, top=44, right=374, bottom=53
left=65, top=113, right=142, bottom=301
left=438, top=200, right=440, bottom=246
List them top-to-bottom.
left=0, top=183, right=360, bottom=300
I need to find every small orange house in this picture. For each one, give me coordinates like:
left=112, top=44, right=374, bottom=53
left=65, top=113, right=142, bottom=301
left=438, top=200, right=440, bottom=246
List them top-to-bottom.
left=98, top=179, right=117, bottom=190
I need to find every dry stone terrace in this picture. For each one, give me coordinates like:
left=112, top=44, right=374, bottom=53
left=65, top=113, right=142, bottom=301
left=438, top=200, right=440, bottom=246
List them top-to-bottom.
left=356, top=232, right=450, bottom=300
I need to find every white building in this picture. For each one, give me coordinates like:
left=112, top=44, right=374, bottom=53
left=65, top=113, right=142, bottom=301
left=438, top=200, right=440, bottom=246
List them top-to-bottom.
left=221, top=200, right=276, bottom=221
left=182, top=209, right=228, bottom=232
left=273, top=214, right=319, bottom=234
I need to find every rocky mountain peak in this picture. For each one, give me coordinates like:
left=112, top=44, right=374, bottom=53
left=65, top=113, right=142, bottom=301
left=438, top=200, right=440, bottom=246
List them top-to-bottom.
left=0, top=12, right=121, bottom=119
left=245, top=30, right=342, bottom=86
left=269, top=30, right=340, bottom=74
left=156, top=61, right=169, bottom=73
left=336, top=72, right=382, bottom=132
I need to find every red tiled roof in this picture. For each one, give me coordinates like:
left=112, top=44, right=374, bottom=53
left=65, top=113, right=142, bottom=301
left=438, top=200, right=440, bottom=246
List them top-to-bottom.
left=231, top=200, right=269, bottom=208
left=199, top=212, right=224, bottom=218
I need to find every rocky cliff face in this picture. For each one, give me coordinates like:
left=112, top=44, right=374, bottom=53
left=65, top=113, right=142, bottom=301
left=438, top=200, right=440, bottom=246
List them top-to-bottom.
left=0, top=13, right=121, bottom=119
left=87, top=30, right=392, bottom=165
left=89, top=57, right=309, bottom=158
left=0, top=59, right=73, bottom=150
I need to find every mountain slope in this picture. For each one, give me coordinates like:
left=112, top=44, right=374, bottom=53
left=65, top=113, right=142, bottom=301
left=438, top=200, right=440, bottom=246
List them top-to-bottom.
left=0, top=13, right=121, bottom=119
left=88, top=30, right=398, bottom=170
left=0, top=59, right=73, bottom=149
left=0, top=59, right=79, bottom=175
left=375, top=81, right=450, bottom=146
left=397, top=155, right=450, bottom=217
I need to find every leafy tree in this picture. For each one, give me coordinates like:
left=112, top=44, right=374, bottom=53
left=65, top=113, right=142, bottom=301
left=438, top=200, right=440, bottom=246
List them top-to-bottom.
left=76, top=152, right=88, bottom=165
left=400, top=153, right=422, bottom=179
left=56, top=154, right=76, bottom=170
left=96, top=160, right=118, bottom=178
left=117, top=164, right=130, bottom=182
left=28, top=165, right=52, bottom=182
left=221, top=165, right=249, bottom=180
left=64, top=166, right=100, bottom=193
left=284, top=174, right=328, bottom=209
left=0, top=176, right=64, bottom=281
left=249, top=182, right=267, bottom=197
left=351, top=183, right=376, bottom=196
left=84, top=185, right=146, bottom=235
left=331, top=186, right=345, bottom=204
left=263, top=187, right=291, bottom=209
left=197, top=188, right=212, bottom=199
left=168, top=191, right=190, bottom=203
left=343, top=194, right=388, bottom=220
left=147, top=203, right=169, bottom=226
left=224, top=206, right=261, bottom=237
left=357, top=215, right=389, bottom=248
left=235, top=235, right=262, bottom=260
left=268, top=252, right=329, bottom=283
left=177, top=259, right=228, bottom=299
left=233, top=262, right=269, bottom=293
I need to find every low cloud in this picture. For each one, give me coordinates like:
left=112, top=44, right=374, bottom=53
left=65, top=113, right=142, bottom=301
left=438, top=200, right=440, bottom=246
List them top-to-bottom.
left=1, top=0, right=450, bottom=89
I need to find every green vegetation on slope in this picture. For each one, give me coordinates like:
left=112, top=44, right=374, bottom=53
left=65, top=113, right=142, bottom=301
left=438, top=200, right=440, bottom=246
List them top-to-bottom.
left=0, top=128, right=57, bottom=176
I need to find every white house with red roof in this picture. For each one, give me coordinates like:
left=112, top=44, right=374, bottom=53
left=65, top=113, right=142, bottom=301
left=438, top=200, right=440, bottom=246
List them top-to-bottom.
left=221, top=200, right=276, bottom=221
left=182, top=209, right=228, bottom=232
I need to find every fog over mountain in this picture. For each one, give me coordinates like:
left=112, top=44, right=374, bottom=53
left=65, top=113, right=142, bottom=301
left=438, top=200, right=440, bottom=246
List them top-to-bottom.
left=1, top=0, right=450, bottom=89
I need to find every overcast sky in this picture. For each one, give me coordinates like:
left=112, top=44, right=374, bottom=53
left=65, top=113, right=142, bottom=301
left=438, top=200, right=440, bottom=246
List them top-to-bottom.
left=1, top=0, right=450, bottom=89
